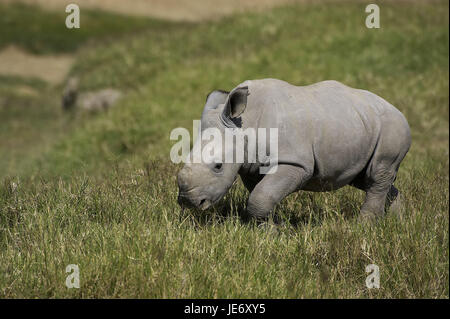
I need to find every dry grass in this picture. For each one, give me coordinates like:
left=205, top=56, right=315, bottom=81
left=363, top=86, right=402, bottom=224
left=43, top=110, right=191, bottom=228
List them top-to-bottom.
left=0, top=0, right=448, bottom=298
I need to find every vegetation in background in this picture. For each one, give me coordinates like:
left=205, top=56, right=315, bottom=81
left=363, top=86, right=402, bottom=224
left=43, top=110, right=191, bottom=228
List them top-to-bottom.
left=0, top=0, right=448, bottom=298
left=0, top=2, right=181, bottom=54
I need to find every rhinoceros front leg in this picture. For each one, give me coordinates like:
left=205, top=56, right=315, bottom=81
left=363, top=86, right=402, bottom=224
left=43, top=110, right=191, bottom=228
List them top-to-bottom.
left=246, top=164, right=312, bottom=220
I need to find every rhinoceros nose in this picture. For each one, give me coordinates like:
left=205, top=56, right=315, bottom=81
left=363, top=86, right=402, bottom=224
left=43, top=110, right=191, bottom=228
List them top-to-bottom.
left=177, top=167, right=192, bottom=192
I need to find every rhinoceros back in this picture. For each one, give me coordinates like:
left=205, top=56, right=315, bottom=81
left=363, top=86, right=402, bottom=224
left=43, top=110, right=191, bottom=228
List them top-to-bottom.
left=242, top=79, right=410, bottom=191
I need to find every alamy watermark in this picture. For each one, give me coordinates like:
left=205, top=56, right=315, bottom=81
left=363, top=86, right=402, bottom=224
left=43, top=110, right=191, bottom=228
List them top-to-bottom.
left=65, top=4, right=80, bottom=29
left=365, top=4, right=380, bottom=29
left=170, top=120, right=279, bottom=174
left=65, top=264, right=80, bottom=288
left=365, top=264, right=380, bottom=289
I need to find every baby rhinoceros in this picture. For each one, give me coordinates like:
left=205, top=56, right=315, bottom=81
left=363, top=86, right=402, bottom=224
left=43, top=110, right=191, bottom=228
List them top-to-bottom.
left=177, top=79, right=411, bottom=221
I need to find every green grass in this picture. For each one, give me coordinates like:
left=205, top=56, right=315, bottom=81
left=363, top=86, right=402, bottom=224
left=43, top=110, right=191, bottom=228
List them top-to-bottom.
left=0, top=0, right=448, bottom=298
left=0, top=2, right=181, bottom=54
left=0, top=3, right=186, bottom=178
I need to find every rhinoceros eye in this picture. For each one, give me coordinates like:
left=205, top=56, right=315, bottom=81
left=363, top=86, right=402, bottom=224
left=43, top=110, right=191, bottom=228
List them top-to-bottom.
left=213, top=163, right=223, bottom=173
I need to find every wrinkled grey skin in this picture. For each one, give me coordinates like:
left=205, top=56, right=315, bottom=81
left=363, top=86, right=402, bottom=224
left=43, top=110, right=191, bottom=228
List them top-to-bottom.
left=177, top=79, right=411, bottom=220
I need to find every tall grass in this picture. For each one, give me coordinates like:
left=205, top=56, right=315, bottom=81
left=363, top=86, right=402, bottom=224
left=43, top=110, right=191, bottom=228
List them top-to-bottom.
left=0, top=0, right=448, bottom=298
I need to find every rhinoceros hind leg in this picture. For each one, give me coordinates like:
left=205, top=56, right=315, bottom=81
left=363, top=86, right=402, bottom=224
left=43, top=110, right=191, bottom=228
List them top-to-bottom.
left=359, top=168, right=398, bottom=221
left=359, top=184, right=403, bottom=222
left=386, top=184, right=404, bottom=216
left=359, top=189, right=389, bottom=221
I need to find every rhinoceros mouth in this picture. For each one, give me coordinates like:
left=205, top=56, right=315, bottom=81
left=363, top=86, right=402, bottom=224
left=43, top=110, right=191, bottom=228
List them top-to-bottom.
left=178, top=192, right=211, bottom=210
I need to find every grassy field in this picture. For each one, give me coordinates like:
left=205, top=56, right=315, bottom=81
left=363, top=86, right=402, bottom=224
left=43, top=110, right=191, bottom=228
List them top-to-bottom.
left=0, top=1, right=448, bottom=298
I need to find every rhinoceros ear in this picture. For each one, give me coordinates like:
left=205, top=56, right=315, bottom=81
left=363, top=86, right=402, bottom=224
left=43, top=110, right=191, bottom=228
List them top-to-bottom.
left=223, top=86, right=248, bottom=119
left=202, top=90, right=229, bottom=118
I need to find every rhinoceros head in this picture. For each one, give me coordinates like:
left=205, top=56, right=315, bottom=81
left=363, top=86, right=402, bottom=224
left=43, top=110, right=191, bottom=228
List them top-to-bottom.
left=177, top=87, right=249, bottom=210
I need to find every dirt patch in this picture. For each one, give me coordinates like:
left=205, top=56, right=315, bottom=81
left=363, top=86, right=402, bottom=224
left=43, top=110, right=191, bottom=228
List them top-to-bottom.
left=0, top=0, right=299, bottom=21
left=0, top=0, right=301, bottom=84
left=0, top=0, right=388, bottom=84
left=0, top=45, right=74, bottom=85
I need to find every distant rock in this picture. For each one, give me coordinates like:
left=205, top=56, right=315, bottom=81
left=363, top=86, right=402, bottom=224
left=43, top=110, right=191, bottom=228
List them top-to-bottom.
left=62, top=77, right=122, bottom=112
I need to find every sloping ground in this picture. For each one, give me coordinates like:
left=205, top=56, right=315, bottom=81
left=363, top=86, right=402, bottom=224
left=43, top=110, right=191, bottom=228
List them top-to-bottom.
left=0, top=0, right=298, bottom=84
left=2, top=0, right=298, bottom=21
left=0, top=1, right=448, bottom=298
left=0, top=2, right=172, bottom=83
left=0, top=2, right=180, bottom=177
left=0, top=46, right=73, bottom=84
